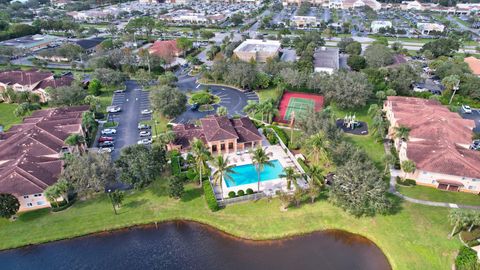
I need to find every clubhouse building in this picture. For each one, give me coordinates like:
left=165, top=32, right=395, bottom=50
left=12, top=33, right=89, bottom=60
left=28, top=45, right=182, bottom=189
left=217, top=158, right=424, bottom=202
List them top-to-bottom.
left=168, top=115, right=262, bottom=154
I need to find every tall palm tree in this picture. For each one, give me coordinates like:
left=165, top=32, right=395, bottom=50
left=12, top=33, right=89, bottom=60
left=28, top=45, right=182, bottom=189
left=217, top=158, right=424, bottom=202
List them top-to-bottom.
left=261, top=99, right=278, bottom=124
left=244, top=101, right=260, bottom=119
left=81, top=111, right=96, bottom=137
left=394, top=125, right=410, bottom=141
left=159, top=131, right=176, bottom=148
left=305, top=133, right=330, bottom=165
left=64, top=134, right=86, bottom=154
left=191, top=138, right=210, bottom=187
left=250, top=147, right=273, bottom=192
left=212, top=155, right=236, bottom=199
left=308, top=165, right=324, bottom=187
left=280, top=167, right=301, bottom=190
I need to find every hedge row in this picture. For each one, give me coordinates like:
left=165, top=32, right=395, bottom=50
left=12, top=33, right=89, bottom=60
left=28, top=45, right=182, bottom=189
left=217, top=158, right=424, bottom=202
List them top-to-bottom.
left=269, top=126, right=289, bottom=146
left=297, top=158, right=310, bottom=174
left=203, top=183, right=219, bottom=212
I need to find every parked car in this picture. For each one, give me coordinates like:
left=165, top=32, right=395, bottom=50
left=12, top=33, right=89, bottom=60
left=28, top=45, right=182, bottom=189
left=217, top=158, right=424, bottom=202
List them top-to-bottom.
left=114, top=89, right=125, bottom=93
left=190, top=103, right=199, bottom=111
left=462, top=105, right=472, bottom=114
left=107, top=106, right=121, bottom=113
left=141, top=109, right=152, bottom=115
left=138, top=123, right=151, bottom=130
left=101, top=128, right=117, bottom=135
left=139, top=131, right=151, bottom=137
left=98, top=136, right=114, bottom=142
left=137, top=138, right=153, bottom=145
left=99, top=141, right=114, bottom=147
left=98, top=147, right=114, bottom=153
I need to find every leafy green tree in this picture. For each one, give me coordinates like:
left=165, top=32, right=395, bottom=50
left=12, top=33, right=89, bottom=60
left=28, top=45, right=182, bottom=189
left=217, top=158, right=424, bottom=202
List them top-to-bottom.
left=176, top=37, right=193, bottom=57
left=337, top=37, right=355, bottom=53
left=421, top=38, right=460, bottom=58
left=345, top=41, right=362, bottom=55
left=364, top=44, right=394, bottom=68
left=347, top=55, right=366, bottom=71
left=387, top=63, right=420, bottom=96
left=92, top=68, right=127, bottom=86
left=157, top=71, right=177, bottom=86
left=88, top=79, right=102, bottom=96
left=46, top=85, right=87, bottom=106
left=150, top=85, right=187, bottom=118
left=216, top=106, right=228, bottom=116
left=394, top=125, right=410, bottom=141
left=64, top=134, right=85, bottom=154
left=115, top=144, right=166, bottom=189
left=251, top=147, right=274, bottom=192
left=62, top=153, right=116, bottom=196
left=211, top=155, right=235, bottom=198
left=329, top=159, right=391, bottom=217
left=401, top=159, right=416, bottom=176
left=168, top=176, right=184, bottom=199
left=44, top=185, right=61, bottom=208
left=110, top=190, right=124, bottom=214
left=0, top=193, right=20, bottom=219
left=455, top=246, right=480, bottom=270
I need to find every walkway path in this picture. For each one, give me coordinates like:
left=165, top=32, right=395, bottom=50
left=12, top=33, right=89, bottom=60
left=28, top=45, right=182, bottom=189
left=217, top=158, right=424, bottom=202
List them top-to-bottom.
left=384, top=142, right=480, bottom=210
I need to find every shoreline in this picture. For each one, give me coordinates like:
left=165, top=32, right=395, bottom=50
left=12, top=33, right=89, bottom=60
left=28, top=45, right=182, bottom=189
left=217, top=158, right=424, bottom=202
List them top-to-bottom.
left=0, top=218, right=391, bottom=269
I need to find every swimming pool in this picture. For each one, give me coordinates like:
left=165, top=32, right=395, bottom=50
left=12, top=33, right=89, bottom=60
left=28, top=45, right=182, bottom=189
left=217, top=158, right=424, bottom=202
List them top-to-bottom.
left=224, top=160, right=284, bottom=188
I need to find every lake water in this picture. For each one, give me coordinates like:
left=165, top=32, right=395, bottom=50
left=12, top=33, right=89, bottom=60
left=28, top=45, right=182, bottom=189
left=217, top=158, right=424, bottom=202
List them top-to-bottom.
left=0, top=221, right=391, bottom=270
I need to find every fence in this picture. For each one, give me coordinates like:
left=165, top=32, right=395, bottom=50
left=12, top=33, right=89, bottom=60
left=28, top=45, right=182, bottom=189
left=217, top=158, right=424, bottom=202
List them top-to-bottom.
left=218, top=192, right=266, bottom=207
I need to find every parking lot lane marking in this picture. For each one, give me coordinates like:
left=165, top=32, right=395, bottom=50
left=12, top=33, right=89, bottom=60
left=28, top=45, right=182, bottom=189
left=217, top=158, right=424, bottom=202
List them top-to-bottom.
left=196, top=84, right=201, bottom=89
left=449, top=203, right=459, bottom=208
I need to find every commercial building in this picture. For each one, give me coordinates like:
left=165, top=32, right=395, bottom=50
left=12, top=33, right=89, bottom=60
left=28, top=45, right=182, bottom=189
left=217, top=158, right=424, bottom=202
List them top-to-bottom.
left=283, top=0, right=381, bottom=9
left=291, top=15, right=320, bottom=28
left=370, top=20, right=393, bottom=33
left=416, top=22, right=445, bottom=34
left=0, top=35, right=63, bottom=52
left=233, top=39, right=281, bottom=63
left=313, top=47, right=339, bottom=74
left=0, top=70, right=74, bottom=103
left=384, top=96, right=480, bottom=193
left=0, top=106, right=89, bottom=212
left=168, top=115, right=262, bottom=154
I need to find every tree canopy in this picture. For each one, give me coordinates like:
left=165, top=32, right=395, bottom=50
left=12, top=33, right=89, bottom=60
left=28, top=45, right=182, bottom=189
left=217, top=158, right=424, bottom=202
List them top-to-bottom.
left=150, top=85, right=187, bottom=118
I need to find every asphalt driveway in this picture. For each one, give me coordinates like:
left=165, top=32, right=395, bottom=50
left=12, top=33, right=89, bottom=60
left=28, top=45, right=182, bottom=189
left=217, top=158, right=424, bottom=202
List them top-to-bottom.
left=460, top=109, right=480, bottom=133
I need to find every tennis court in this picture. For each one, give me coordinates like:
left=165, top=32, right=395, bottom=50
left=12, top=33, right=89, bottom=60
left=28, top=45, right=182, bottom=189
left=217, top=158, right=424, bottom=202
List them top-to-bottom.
left=276, top=91, right=324, bottom=123
left=284, top=98, right=315, bottom=120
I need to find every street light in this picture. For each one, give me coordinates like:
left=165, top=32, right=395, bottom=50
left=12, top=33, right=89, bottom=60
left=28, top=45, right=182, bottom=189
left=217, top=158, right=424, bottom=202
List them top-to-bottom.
left=107, top=189, right=117, bottom=215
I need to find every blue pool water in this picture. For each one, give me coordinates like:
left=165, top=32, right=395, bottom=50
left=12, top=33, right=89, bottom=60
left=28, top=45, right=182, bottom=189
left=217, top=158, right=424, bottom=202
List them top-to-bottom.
left=224, top=160, right=284, bottom=187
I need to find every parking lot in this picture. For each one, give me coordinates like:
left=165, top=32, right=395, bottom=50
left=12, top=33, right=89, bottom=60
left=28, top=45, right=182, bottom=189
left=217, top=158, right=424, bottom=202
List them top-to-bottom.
left=97, top=80, right=152, bottom=160
left=460, top=109, right=480, bottom=133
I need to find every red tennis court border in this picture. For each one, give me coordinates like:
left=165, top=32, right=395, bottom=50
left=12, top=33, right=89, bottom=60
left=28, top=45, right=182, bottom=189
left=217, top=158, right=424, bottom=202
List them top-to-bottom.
left=275, top=91, right=324, bottom=124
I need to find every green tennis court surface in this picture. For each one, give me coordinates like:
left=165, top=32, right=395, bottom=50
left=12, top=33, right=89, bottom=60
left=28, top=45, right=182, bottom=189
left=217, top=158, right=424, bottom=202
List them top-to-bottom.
left=284, top=98, right=315, bottom=120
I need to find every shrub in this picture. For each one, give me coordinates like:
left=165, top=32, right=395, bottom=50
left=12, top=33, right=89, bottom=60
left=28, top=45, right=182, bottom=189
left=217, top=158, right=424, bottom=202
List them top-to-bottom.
left=190, top=91, right=217, bottom=105
left=269, top=126, right=289, bottom=145
left=265, top=129, right=278, bottom=144
left=171, top=155, right=181, bottom=176
left=297, top=158, right=310, bottom=174
left=186, top=168, right=197, bottom=181
left=398, top=178, right=416, bottom=186
left=203, top=183, right=219, bottom=212
left=246, top=188, right=254, bottom=195
left=237, top=190, right=245, bottom=196
left=228, top=191, right=236, bottom=198
left=51, top=197, right=76, bottom=213
left=455, top=246, right=480, bottom=270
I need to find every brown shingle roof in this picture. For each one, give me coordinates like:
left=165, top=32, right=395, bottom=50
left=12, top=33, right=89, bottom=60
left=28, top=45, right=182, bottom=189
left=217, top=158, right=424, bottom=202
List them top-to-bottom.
left=0, top=69, right=52, bottom=86
left=386, top=96, right=480, bottom=178
left=0, top=106, right=88, bottom=196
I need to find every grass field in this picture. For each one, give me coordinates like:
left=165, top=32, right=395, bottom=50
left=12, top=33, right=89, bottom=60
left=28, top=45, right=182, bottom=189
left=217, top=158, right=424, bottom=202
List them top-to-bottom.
left=256, top=87, right=283, bottom=102
left=0, top=103, right=23, bottom=131
left=0, top=180, right=460, bottom=270
left=397, top=185, right=480, bottom=206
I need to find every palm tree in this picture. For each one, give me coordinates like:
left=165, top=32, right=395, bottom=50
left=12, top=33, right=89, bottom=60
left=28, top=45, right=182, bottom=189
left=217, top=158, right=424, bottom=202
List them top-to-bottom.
left=261, top=99, right=278, bottom=124
left=244, top=101, right=260, bottom=119
left=81, top=111, right=96, bottom=137
left=394, top=125, right=410, bottom=141
left=159, top=131, right=176, bottom=148
left=305, top=133, right=330, bottom=165
left=64, top=134, right=86, bottom=154
left=191, top=138, right=210, bottom=187
left=250, top=147, right=274, bottom=192
left=383, top=153, right=396, bottom=174
left=211, top=155, right=235, bottom=199
left=401, top=159, right=416, bottom=178
left=308, top=165, right=324, bottom=187
left=280, top=167, right=301, bottom=190
left=449, top=209, right=468, bottom=238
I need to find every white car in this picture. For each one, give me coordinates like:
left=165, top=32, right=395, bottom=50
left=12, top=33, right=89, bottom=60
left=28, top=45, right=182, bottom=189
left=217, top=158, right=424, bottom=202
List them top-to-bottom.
left=114, top=89, right=125, bottom=93
left=462, top=105, right=472, bottom=114
left=107, top=106, right=121, bottom=113
left=141, top=109, right=152, bottom=115
left=101, top=128, right=117, bottom=135
left=139, top=131, right=151, bottom=137
left=137, top=138, right=152, bottom=145
left=98, top=147, right=114, bottom=153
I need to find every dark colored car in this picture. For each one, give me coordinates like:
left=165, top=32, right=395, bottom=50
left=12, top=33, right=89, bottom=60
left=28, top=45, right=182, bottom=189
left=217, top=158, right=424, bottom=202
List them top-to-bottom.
left=191, top=103, right=199, bottom=111
left=98, top=136, right=114, bottom=143
left=99, top=141, right=114, bottom=147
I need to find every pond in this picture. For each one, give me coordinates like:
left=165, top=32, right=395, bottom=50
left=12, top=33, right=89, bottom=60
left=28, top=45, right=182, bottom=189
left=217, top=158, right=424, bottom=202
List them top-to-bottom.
left=0, top=221, right=391, bottom=270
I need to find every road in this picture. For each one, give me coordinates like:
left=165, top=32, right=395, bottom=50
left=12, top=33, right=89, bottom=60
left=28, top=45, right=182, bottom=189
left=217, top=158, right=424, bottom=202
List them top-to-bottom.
left=106, top=80, right=152, bottom=160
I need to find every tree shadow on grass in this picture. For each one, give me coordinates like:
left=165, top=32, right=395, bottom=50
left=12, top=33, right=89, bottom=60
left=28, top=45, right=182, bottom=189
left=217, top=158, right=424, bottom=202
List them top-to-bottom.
left=181, top=187, right=203, bottom=202
left=384, top=193, right=403, bottom=216
left=124, top=199, right=148, bottom=209
left=18, top=208, right=50, bottom=222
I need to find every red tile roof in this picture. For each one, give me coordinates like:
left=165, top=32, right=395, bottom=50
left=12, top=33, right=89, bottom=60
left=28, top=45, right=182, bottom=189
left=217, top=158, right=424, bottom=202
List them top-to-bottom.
left=149, top=40, right=182, bottom=59
left=386, top=96, right=480, bottom=178
left=0, top=106, right=88, bottom=196
left=172, top=116, right=261, bottom=150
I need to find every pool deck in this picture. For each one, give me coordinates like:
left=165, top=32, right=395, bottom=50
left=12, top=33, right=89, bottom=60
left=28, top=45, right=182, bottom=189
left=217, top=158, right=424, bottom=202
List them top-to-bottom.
left=211, top=145, right=308, bottom=200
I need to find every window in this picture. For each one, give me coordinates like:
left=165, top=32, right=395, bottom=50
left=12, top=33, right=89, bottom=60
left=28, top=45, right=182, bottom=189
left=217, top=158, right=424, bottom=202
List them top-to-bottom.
left=469, top=186, right=474, bottom=190
left=34, top=194, right=42, bottom=197
left=23, top=195, right=29, bottom=199
left=36, top=201, right=45, bottom=206
left=27, top=203, right=33, bottom=207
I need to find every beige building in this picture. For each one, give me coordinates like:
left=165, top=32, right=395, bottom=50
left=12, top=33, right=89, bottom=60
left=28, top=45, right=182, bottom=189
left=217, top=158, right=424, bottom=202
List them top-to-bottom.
left=233, top=39, right=281, bottom=63
left=384, top=96, right=480, bottom=194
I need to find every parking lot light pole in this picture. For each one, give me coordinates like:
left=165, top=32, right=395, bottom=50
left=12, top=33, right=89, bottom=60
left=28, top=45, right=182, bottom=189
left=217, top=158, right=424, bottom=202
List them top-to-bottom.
left=107, top=189, right=117, bottom=215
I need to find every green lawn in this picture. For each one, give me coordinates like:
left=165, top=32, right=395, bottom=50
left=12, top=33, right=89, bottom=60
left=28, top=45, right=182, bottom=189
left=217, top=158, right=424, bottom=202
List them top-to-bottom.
left=256, top=87, right=283, bottom=102
left=0, top=103, right=23, bottom=131
left=0, top=180, right=460, bottom=270
left=397, top=185, right=480, bottom=206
